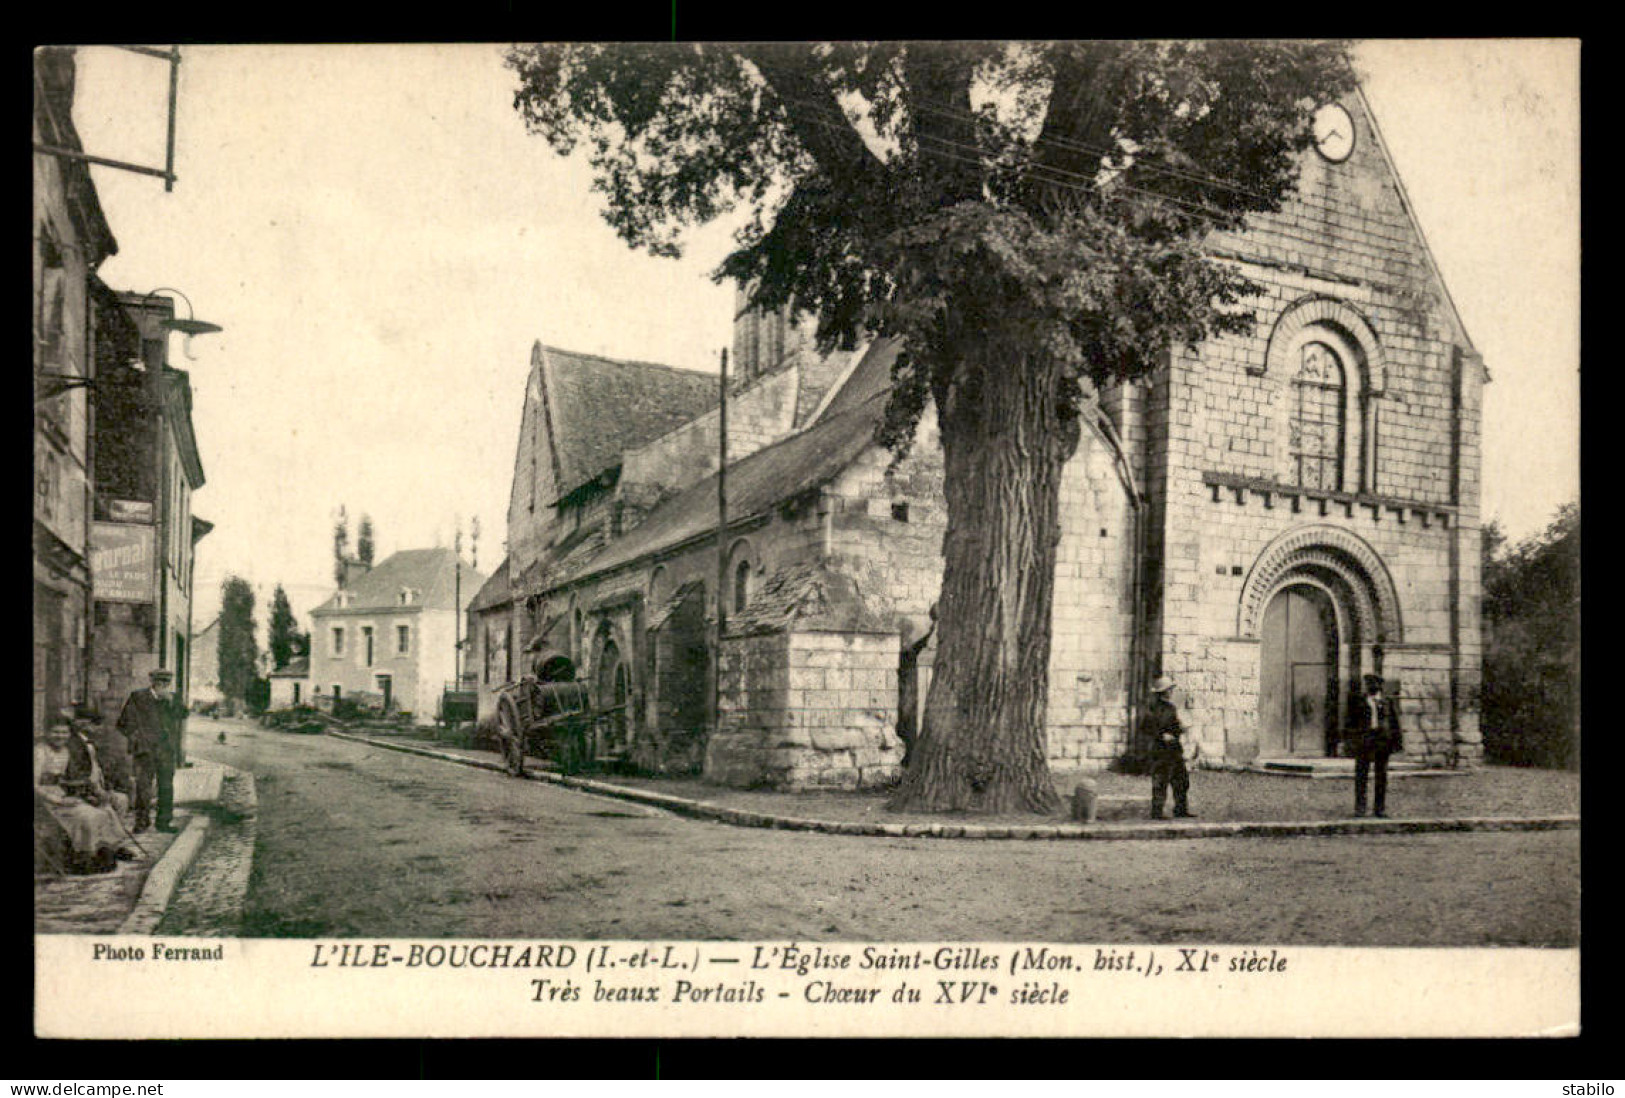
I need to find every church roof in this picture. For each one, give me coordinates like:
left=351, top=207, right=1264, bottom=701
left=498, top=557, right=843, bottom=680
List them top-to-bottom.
left=540, top=345, right=719, bottom=499
left=559, top=386, right=890, bottom=587
left=467, top=556, right=512, bottom=613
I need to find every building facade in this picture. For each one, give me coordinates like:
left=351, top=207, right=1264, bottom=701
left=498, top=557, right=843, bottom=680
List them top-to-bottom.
left=33, top=47, right=117, bottom=735
left=473, top=88, right=1484, bottom=789
left=85, top=293, right=211, bottom=725
left=307, top=549, right=485, bottom=723
left=187, top=616, right=223, bottom=711
left=268, top=657, right=310, bottom=709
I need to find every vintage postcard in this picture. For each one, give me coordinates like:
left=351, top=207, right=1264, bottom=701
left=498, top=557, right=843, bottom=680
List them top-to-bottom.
left=32, top=39, right=1579, bottom=1040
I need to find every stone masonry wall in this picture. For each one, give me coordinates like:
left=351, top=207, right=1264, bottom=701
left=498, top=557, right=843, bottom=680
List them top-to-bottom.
left=1148, top=95, right=1482, bottom=768
left=823, top=406, right=1140, bottom=771
left=710, top=629, right=903, bottom=789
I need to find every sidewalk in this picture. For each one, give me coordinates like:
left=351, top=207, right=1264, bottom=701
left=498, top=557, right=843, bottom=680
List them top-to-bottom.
left=331, top=728, right=1581, bottom=842
left=33, top=760, right=251, bottom=936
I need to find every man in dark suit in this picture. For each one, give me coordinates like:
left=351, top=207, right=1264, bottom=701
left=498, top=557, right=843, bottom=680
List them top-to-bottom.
left=118, top=669, right=181, bottom=832
left=1351, top=673, right=1404, bottom=817
left=1142, top=675, right=1195, bottom=819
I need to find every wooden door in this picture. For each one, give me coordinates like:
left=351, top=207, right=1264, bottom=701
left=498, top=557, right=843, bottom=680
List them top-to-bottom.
left=1259, top=585, right=1338, bottom=756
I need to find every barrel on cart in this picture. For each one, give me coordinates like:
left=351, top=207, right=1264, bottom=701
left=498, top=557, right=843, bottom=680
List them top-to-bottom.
left=492, top=648, right=597, bottom=775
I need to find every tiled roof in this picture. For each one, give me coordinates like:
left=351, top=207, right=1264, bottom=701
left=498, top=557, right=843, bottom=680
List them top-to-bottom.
left=812, top=338, right=901, bottom=423
left=543, top=345, right=718, bottom=497
left=559, top=387, right=890, bottom=586
left=309, top=548, right=487, bottom=616
left=467, top=556, right=512, bottom=613
left=269, top=656, right=310, bottom=678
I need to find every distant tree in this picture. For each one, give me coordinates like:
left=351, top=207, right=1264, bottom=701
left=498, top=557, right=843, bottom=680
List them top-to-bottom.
left=1481, top=504, right=1579, bottom=768
left=334, top=505, right=350, bottom=588
left=357, top=514, right=376, bottom=568
left=218, top=575, right=260, bottom=712
left=268, top=584, right=301, bottom=671
left=246, top=676, right=272, bottom=716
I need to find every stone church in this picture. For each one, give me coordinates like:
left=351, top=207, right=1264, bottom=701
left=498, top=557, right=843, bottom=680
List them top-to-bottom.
left=466, top=88, right=1485, bottom=789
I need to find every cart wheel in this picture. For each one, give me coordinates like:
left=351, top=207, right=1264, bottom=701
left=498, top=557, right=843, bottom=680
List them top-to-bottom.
left=498, top=702, right=525, bottom=777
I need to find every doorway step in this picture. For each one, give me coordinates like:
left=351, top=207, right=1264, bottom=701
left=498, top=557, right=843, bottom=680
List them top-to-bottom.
left=1251, top=756, right=1436, bottom=779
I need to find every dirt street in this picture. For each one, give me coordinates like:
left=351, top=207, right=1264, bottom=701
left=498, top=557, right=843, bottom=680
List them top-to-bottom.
left=173, top=717, right=1577, bottom=946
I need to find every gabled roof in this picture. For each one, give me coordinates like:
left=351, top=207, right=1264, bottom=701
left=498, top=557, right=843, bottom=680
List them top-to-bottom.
left=1353, top=86, right=1478, bottom=359
left=809, top=338, right=900, bottom=424
left=540, top=344, right=718, bottom=499
left=558, top=386, right=890, bottom=587
left=309, top=548, right=487, bottom=616
left=467, top=556, right=512, bottom=613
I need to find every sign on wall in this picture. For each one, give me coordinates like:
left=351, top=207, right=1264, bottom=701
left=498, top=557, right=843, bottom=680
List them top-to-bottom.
left=105, top=498, right=154, bottom=523
left=90, top=522, right=155, bottom=603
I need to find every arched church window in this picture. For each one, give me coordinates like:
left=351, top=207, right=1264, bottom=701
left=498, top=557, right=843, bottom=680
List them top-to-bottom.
left=1290, top=341, right=1346, bottom=490
left=734, top=557, right=751, bottom=615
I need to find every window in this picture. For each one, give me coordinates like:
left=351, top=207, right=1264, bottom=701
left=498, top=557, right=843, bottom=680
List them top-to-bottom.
left=1290, top=341, right=1346, bottom=491
left=734, top=558, right=751, bottom=615
left=397, top=624, right=410, bottom=655
left=362, top=626, right=374, bottom=667
left=332, top=627, right=345, bottom=657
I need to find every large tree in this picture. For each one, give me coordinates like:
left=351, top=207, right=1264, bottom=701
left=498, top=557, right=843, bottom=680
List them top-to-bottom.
left=508, top=40, right=1353, bottom=812
left=218, top=575, right=259, bottom=710
left=268, top=583, right=301, bottom=672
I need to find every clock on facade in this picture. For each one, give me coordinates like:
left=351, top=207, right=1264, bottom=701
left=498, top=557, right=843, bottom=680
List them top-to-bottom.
left=1311, top=103, right=1355, bottom=163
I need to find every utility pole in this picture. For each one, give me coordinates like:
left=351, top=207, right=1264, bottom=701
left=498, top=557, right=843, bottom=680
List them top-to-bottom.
left=713, top=347, right=728, bottom=735
left=454, top=519, right=463, bottom=685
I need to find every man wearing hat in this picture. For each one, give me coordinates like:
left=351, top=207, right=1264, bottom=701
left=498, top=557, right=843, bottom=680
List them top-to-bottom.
left=118, top=669, right=182, bottom=832
left=1350, top=672, right=1404, bottom=817
left=1142, top=675, right=1195, bottom=819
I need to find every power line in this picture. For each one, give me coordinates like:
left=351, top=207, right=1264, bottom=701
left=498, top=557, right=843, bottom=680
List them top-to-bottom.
left=784, top=94, right=1230, bottom=221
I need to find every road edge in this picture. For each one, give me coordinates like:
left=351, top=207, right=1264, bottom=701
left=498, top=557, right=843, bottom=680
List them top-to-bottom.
left=324, top=729, right=1580, bottom=842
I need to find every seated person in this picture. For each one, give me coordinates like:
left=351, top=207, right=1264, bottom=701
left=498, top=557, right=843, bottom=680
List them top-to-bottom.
left=33, top=719, right=136, bottom=875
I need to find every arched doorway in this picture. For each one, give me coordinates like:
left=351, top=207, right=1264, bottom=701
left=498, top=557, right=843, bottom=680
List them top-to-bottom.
left=1259, top=584, right=1339, bottom=756
left=595, top=636, right=630, bottom=756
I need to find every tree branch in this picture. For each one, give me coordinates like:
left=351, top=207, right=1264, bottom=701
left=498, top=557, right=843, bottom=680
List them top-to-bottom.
left=742, top=44, right=885, bottom=182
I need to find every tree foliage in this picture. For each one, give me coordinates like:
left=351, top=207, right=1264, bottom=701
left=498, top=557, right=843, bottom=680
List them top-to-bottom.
left=507, top=41, right=1355, bottom=812
left=1481, top=503, right=1579, bottom=768
left=334, top=505, right=350, bottom=588
left=358, top=514, right=376, bottom=568
left=218, top=575, right=259, bottom=707
left=268, top=584, right=301, bottom=672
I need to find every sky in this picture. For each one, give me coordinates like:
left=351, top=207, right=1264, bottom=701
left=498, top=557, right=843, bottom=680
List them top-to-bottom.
left=67, top=40, right=1580, bottom=633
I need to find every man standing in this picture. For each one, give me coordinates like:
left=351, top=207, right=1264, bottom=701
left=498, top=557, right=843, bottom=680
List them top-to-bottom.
left=118, top=669, right=181, bottom=832
left=1352, top=673, right=1404, bottom=817
left=1143, top=675, right=1195, bottom=820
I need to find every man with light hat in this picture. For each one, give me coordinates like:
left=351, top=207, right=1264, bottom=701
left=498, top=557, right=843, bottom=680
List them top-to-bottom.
left=118, top=668, right=182, bottom=832
left=1141, top=674, right=1195, bottom=820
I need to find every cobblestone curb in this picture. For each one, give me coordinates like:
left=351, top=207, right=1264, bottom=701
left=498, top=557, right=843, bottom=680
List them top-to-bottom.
left=327, top=730, right=1580, bottom=842
left=158, top=763, right=258, bottom=936
left=119, top=814, right=212, bottom=934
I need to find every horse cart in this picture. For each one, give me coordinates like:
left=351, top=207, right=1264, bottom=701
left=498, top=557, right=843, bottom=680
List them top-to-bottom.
left=493, top=649, right=599, bottom=776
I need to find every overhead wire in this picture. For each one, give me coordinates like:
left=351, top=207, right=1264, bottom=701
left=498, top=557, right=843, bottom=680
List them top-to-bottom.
left=779, top=92, right=1233, bottom=222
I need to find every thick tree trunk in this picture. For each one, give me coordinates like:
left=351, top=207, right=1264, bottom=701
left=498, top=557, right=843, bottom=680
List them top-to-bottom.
left=889, top=348, right=1079, bottom=814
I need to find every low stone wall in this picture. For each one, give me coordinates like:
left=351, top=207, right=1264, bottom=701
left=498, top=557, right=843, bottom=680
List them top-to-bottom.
left=707, top=629, right=904, bottom=790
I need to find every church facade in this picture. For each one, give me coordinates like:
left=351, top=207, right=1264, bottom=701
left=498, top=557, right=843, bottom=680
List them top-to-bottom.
left=467, top=88, right=1484, bottom=789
